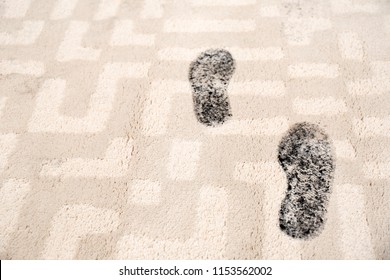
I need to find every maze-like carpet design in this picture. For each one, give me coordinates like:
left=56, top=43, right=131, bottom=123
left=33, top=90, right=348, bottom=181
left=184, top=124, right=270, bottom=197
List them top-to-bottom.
left=0, top=0, right=389, bottom=259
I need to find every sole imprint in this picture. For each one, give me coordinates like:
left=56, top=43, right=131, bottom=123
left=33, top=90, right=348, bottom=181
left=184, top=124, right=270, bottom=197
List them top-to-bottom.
left=189, top=49, right=235, bottom=126
left=278, top=122, right=335, bottom=239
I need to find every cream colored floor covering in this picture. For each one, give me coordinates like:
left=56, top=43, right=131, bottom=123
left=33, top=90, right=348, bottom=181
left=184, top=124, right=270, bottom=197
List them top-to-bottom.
left=0, top=0, right=389, bottom=259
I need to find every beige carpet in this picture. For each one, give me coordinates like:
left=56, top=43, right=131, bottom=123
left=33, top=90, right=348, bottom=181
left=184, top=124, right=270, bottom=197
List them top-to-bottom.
left=0, top=0, right=389, bottom=260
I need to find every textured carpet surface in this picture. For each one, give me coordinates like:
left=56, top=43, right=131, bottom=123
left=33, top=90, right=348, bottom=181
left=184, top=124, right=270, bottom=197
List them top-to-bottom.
left=0, top=0, right=389, bottom=259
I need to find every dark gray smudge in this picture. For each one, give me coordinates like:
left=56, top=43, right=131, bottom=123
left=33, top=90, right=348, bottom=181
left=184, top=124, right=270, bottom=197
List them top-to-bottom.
left=189, top=49, right=235, bottom=126
left=278, top=122, right=335, bottom=239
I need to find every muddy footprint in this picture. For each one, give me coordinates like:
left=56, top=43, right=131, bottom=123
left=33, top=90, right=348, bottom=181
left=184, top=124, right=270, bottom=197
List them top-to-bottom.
left=189, top=49, right=235, bottom=126
left=278, top=122, right=335, bottom=239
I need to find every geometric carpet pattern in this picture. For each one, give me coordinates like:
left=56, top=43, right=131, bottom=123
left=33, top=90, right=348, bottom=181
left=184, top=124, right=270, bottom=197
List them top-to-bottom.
left=0, top=0, right=389, bottom=259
